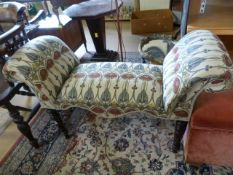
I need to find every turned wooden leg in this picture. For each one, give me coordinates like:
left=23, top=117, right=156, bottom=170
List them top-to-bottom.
left=6, top=103, right=39, bottom=148
left=47, top=109, right=70, bottom=138
left=172, top=121, right=188, bottom=153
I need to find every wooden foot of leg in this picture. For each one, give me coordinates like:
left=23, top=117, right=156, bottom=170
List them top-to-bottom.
left=6, top=103, right=39, bottom=148
left=47, top=109, right=70, bottom=138
left=172, top=121, right=188, bottom=153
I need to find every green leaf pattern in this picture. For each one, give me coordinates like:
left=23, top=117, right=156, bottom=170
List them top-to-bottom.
left=163, top=30, right=233, bottom=116
left=58, top=62, right=166, bottom=118
left=17, top=65, right=31, bottom=78
left=68, top=87, right=77, bottom=101
left=84, top=87, right=94, bottom=105
left=101, top=88, right=111, bottom=104
left=118, top=89, right=129, bottom=106
left=136, top=89, right=148, bottom=107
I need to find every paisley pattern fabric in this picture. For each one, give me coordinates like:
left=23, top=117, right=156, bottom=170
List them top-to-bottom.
left=3, top=30, right=233, bottom=121
left=163, top=30, right=233, bottom=112
left=3, top=36, right=79, bottom=109
left=58, top=62, right=166, bottom=118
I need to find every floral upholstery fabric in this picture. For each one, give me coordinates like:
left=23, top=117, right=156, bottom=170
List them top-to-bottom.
left=3, top=30, right=233, bottom=121
left=163, top=30, right=233, bottom=112
left=3, top=36, right=79, bottom=109
left=58, top=62, right=166, bottom=118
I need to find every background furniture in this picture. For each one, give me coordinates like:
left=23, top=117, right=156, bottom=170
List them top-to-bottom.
left=1, top=0, right=86, bottom=52
left=50, top=0, right=84, bottom=8
left=64, top=0, right=122, bottom=60
left=131, top=0, right=181, bottom=39
left=185, top=0, right=233, bottom=56
left=187, top=0, right=233, bottom=35
left=0, top=1, right=46, bottom=63
left=0, top=1, right=47, bottom=44
left=0, top=2, right=26, bottom=33
left=131, top=9, right=174, bottom=35
left=27, top=14, right=85, bottom=52
left=184, top=87, right=233, bottom=167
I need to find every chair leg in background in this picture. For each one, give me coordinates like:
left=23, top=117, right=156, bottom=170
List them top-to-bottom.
left=6, top=103, right=39, bottom=148
left=47, top=109, right=71, bottom=138
left=172, top=121, right=188, bottom=153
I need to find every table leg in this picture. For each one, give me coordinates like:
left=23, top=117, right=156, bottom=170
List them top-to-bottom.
left=86, top=16, right=106, bottom=53
left=86, top=17, right=118, bottom=61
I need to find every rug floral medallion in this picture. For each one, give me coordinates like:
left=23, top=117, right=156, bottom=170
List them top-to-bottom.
left=0, top=108, right=232, bottom=175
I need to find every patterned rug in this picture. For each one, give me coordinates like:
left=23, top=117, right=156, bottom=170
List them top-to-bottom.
left=0, top=108, right=232, bottom=175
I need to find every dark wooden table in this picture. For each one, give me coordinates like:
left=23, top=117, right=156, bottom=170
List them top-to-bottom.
left=64, top=0, right=122, bottom=61
left=27, top=14, right=85, bottom=52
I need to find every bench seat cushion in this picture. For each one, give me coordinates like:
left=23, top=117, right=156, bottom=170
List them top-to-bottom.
left=58, top=62, right=167, bottom=118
